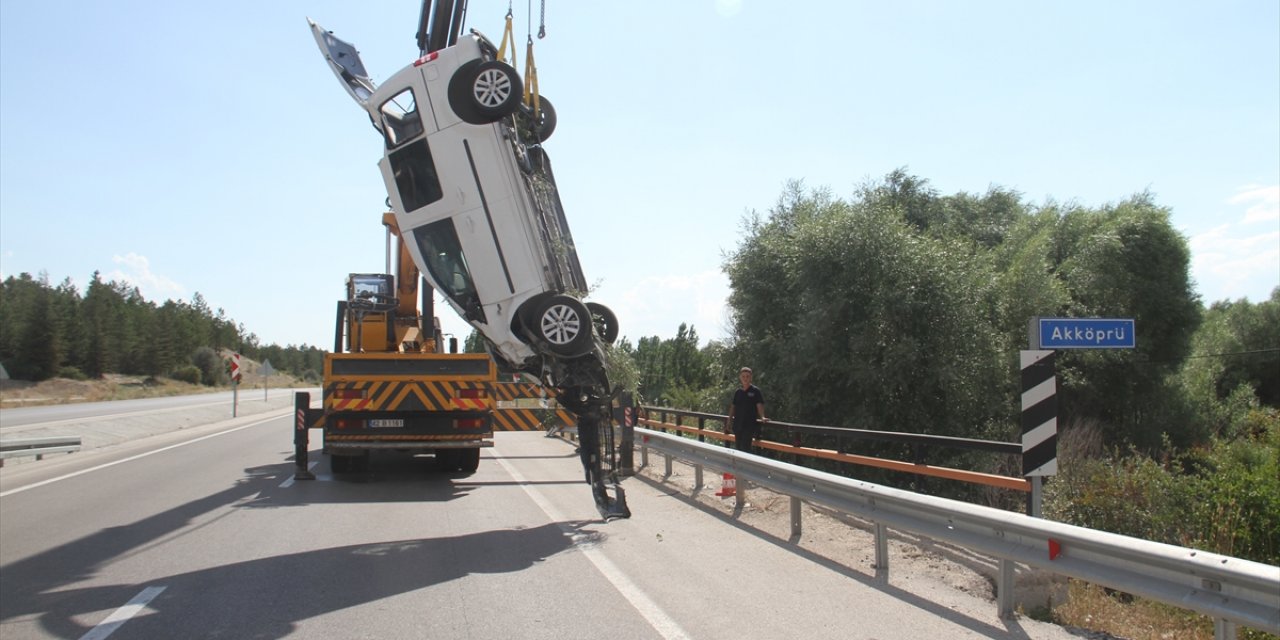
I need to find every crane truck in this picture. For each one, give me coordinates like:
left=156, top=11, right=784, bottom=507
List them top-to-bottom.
left=308, top=0, right=630, bottom=518
left=294, top=212, right=496, bottom=475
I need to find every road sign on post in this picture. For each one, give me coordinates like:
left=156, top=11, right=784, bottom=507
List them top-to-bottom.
left=1034, top=318, right=1135, bottom=349
left=229, top=352, right=242, bottom=417
left=261, top=359, right=274, bottom=401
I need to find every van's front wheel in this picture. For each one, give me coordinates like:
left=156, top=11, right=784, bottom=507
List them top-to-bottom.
left=535, top=295, right=593, bottom=357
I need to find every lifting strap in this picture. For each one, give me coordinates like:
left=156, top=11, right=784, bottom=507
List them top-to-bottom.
left=523, top=0, right=545, bottom=115
left=496, top=2, right=543, bottom=119
left=496, top=8, right=517, bottom=66
left=524, top=36, right=539, bottom=114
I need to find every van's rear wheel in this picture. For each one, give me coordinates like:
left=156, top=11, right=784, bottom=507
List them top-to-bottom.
left=449, top=60, right=523, bottom=124
left=518, top=95, right=557, bottom=141
left=535, top=295, right=593, bottom=357
left=586, top=302, right=619, bottom=344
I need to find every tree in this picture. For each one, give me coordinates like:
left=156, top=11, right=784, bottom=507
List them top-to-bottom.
left=724, top=178, right=1009, bottom=446
left=1047, top=195, right=1203, bottom=448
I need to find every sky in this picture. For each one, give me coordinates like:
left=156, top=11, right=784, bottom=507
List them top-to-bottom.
left=1, top=1, right=1277, bottom=350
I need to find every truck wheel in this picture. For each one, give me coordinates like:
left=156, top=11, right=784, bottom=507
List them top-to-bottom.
left=449, top=59, right=523, bottom=124
left=535, top=294, right=593, bottom=357
left=586, top=302, right=619, bottom=345
left=458, top=449, right=480, bottom=473
left=436, top=450, right=455, bottom=471
left=331, top=454, right=352, bottom=474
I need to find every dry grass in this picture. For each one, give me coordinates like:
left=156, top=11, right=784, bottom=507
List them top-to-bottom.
left=1049, top=580, right=1278, bottom=640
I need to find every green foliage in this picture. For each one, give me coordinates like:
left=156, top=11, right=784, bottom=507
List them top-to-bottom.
left=724, top=175, right=1212, bottom=456
left=724, top=178, right=1011, bottom=451
left=0, top=271, right=324, bottom=383
left=628, top=324, right=715, bottom=404
left=463, top=329, right=486, bottom=354
left=603, top=341, right=641, bottom=401
left=190, top=347, right=226, bottom=387
left=170, top=365, right=202, bottom=385
left=57, top=366, right=87, bottom=381
left=1046, top=411, right=1280, bottom=565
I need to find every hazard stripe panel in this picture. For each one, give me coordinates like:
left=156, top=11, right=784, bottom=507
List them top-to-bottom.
left=325, top=380, right=491, bottom=412
left=489, top=383, right=577, bottom=431
left=493, top=409, right=577, bottom=431
left=326, top=434, right=482, bottom=441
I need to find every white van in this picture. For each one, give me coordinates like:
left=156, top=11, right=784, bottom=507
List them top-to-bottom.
left=309, top=20, right=617, bottom=373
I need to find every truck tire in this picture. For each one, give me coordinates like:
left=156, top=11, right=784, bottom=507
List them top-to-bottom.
left=458, top=448, right=480, bottom=473
left=331, top=453, right=352, bottom=474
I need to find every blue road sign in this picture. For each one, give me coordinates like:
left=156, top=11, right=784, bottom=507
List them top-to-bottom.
left=1037, top=318, right=1135, bottom=349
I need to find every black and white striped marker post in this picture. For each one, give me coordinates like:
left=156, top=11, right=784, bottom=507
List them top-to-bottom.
left=1021, top=349, right=1057, bottom=516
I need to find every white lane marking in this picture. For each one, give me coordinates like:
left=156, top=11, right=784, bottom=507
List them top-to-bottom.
left=0, top=416, right=280, bottom=498
left=492, top=447, right=691, bottom=640
left=279, top=461, right=319, bottom=488
left=79, top=585, right=166, bottom=640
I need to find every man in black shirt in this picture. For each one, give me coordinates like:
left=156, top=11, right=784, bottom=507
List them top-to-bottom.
left=726, top=367, right=768, bottom=452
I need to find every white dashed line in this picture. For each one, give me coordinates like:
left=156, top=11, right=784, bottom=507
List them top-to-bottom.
left=492, top=446, right=691, bottom=640
left=79, top=585, right=166, bottom=640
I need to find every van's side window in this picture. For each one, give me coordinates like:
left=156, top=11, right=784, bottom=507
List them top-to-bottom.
left=379, top=88, right=423, bottom=147
left=388, top=139, right=443, bottom=212
left=413, top=219, right=486, bottom=323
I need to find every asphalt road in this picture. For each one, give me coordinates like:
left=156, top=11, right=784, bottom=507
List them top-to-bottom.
left=0, top=398, right=1080, bottom=639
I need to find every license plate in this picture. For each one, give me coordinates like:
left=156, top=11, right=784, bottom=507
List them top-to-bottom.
left=368, top=419, right=404, bottom=428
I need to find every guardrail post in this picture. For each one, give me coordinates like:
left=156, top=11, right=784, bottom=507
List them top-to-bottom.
left=790, top=496, right=802, bottom=538
left=874, top=523, right=889, bottom=582
left=997, top=558, right=1015, bottom=619
left=1215, top=618, right=1237, bottom=640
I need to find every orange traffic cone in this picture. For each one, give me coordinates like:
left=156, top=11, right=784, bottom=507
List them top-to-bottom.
left=715, top=472, right=737, bottom=497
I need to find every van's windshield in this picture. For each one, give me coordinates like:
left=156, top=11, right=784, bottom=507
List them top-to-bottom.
left=412, top=219, right=485, bottom=323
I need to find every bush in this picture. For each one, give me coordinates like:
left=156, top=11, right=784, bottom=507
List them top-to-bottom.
left=190, top=347, right=226, bottom=386
left=170, top=365, right=202, bottom=385
left=57, top=366, right=88, bottom=381
left=1045, top=411, right=1280, bottom=565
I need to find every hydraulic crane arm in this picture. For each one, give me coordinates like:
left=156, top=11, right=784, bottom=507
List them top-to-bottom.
left=418, top=0, right=469, bottom=56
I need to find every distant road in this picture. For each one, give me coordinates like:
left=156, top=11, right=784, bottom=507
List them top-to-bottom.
left=0, top=389, right=306, bottom=431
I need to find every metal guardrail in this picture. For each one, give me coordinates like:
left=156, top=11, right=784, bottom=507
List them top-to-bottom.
left=639, top=408, right=1031, bottom=494
left=637, top=427, right=1280, bottom=639
left=0, top=436, right=83, bottom=466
